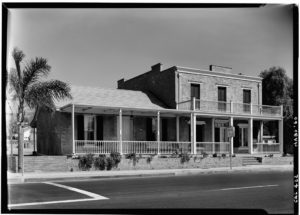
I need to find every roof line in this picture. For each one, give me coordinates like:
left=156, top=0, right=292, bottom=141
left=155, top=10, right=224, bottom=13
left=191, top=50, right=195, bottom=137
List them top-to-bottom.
left=176, top=66, right=263, bottom=81
left=59, top=103, right=282, bottom=120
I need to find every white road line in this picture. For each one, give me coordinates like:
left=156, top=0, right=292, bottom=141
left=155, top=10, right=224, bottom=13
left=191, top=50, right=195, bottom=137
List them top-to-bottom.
left=44, top=181, right=108, bottom=199
left=8, top=182, right=108, bottom=208
left=218, top=184, right=279, bottom=191
left=8, top=198, right=100, bottom=208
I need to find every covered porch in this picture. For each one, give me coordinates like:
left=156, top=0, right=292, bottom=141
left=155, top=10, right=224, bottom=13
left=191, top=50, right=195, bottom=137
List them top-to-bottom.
left=60, top=104, right=283, bottom=155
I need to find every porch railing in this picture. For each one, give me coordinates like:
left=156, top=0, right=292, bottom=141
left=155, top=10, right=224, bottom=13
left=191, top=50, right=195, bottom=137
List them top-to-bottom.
left=178, top=99, right=282, bottom=117
left=75, top=140, right=120, bottom=154
left=75, top=140, right=191, bottom=154
left=75, top=141, right=280, bottom=155
left=122, top=141, right=158, bottom=154
left=160, top=141, right=191, bottom=154
left=196, top=142, right=230, bottom=154
left=253, top=143, right=280, bottom=154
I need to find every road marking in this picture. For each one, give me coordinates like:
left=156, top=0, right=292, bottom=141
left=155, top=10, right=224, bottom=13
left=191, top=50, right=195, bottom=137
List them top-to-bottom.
left=8, top=182, right=108, bottom=208
left=44, top=182, right=108, bottom=199
left=218, top=184, right=279, bottom=191
left=8, top=198, right=101, bottom=208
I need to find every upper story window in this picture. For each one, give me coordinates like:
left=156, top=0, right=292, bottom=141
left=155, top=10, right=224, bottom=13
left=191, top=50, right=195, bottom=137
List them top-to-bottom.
left=191, top=83, right=200, bottom=99
left=191, top=83, right=200, bottom=109
left=218, top=87, right=227, bottom=111
left=243, top=89, right=251, bottom=112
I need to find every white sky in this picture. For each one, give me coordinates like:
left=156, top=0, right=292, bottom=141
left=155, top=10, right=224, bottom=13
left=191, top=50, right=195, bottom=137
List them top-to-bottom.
left=7, top=5, right=294, bottom=89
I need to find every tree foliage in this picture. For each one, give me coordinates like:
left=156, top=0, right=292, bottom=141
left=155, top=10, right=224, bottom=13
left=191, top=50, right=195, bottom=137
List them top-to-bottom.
left=9, top=47, right=72, bottom=171
left=259, top=67, right=293, bottom=154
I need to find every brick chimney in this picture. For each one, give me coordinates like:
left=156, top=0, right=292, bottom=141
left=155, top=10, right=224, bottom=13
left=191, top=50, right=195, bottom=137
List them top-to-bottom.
left=151, top=63, right=162, bottom=72
left=209, top=65, right=232, bottom=73
left=117, top=78, right=125, bottom=88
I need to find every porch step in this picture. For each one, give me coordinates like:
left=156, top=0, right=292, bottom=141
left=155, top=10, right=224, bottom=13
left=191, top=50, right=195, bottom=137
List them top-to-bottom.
left=242, top=157, right=262, bottom=166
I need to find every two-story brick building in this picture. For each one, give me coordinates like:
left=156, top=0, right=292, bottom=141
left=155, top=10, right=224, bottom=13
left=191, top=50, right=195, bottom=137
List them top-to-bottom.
left=36, top=63, right=283, bottom=156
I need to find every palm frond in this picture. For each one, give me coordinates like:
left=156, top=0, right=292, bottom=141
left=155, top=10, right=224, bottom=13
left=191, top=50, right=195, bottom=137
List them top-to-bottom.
left=12, top=47, right=25, bottom=63
left=12, top=47, right=25, bottom=79
left=23, top=57, right=51, bottom=90
left=24, top=80, right=72, bottom=111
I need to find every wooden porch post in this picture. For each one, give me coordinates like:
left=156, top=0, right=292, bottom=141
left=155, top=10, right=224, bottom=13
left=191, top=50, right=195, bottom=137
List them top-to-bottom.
left=72, top=104, right=75, bottom=154
left=119, top=109, right=123, bottom=155
left=157, top=111, right=160, bottom=154
left=190, top=113, right=195, bottom=154
left=193, top=114, right=197, bottom=154
left=176, top=115, right=180, bottom=142
left=229, top=117, right=234, bottom=155
left=212, top=118, right=215, bottom=154
left=248, top=118, right=253, bottom=154
left=279, top=119, right=284, bottom=154
left=259, top=121, right=264, bottom=143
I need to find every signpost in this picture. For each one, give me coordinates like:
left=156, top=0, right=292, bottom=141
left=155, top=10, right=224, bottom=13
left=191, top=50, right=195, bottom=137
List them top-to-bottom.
left=227, top=126, right=235, bottom=170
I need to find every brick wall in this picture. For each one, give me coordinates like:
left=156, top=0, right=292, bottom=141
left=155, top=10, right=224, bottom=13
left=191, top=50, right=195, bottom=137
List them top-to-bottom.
left=118, top=65, right=176, bottom=108
left=178, top=72, right=261, bottom=105
left=37, top=109, right=72, bottom=155
left=9, top=155, right=293, bottom=173
left=20, top=155, right=244, bottom=172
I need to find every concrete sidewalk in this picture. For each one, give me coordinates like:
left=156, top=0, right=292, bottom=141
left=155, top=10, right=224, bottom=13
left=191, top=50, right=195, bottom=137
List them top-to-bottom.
left=7, top=165, right=293, bottom=184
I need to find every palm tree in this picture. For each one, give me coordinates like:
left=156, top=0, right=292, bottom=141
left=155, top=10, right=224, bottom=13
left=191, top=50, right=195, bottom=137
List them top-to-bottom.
left=9, top=47, right=72, bottom=173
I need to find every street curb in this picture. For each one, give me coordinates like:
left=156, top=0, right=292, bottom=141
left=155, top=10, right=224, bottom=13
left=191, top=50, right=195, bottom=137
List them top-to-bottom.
left=8, top=165, right=293, bottom=184
left=23, top=173, right=176, bottom=183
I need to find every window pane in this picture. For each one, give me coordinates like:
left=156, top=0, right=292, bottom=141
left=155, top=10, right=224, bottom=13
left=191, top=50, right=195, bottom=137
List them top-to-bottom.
left=191, top=84, right=200, bottom=99
left=243, top=90, right=251, bottom=103
left=84, top=115, right=95, bottom=140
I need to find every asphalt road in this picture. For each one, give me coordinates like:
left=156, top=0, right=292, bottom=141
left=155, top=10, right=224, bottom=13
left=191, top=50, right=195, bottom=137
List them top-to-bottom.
left=7, top=171, right=293, bottom=213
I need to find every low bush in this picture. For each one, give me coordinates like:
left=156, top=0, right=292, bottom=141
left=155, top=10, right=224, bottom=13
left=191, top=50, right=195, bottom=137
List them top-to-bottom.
left=110, top=152, right=122, bottom=168
left=179, top=152, right=190, bottom=164
left=202, top=152, right=209, bottom=158
left=78, top=153, right=94, bottom=171
left=125, top=153, right=139, bottom=166
left=212, top=153, right=218, bottom=158
left=221, top=153, right=226, bottom=158
left=94, top=155, right=107, bottom=170
left=159, top=155, right=168, bottom=158
left=146, top=156, right=153, bottom=164
left=106, top=157, right=115, bottom=170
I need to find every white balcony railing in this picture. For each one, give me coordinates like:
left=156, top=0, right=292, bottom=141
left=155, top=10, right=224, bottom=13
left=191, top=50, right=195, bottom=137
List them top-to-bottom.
left=178, top=99, right=282, bottom=117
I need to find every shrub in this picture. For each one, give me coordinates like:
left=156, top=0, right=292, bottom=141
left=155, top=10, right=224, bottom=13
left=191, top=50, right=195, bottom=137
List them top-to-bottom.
left=110, top=152, right=122, bottom=168
left=179, top=152, right=190, bottom=164
left=202, top=152, right=209, bottom=158
left=78, top=153, right=94, bottom=171
left=125, top=153, right=139, bottom=166
left=212, top=153, right=218, bottom=158
left=221, top=153, right=226, bottom=158
left=232, top=154, right=236, bottom=157
left=94, top=155, right=107, bottom=170
left=159, top=155, right=168, bottom=158
left=146, top=156, right=153, bottom=164
left=193, top=156, right=198, bottom=162
left=106, top=157, right=115, bottom=170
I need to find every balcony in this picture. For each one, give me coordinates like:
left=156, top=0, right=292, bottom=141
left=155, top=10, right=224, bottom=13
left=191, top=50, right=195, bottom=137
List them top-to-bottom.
left=177, top=99, right=282, bottom=117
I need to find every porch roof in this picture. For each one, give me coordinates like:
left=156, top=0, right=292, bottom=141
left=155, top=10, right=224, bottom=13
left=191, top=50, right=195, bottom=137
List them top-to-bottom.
left=55, top=86, right=168, bottom=110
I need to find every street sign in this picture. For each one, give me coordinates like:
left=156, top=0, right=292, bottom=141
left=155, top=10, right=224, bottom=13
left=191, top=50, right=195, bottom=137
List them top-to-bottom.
left=227, top=126, right=235, bottom=138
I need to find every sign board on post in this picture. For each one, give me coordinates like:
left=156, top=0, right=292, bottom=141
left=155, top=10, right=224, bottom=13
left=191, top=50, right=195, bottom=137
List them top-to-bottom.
left=227, top=126, right=235, bottom=138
